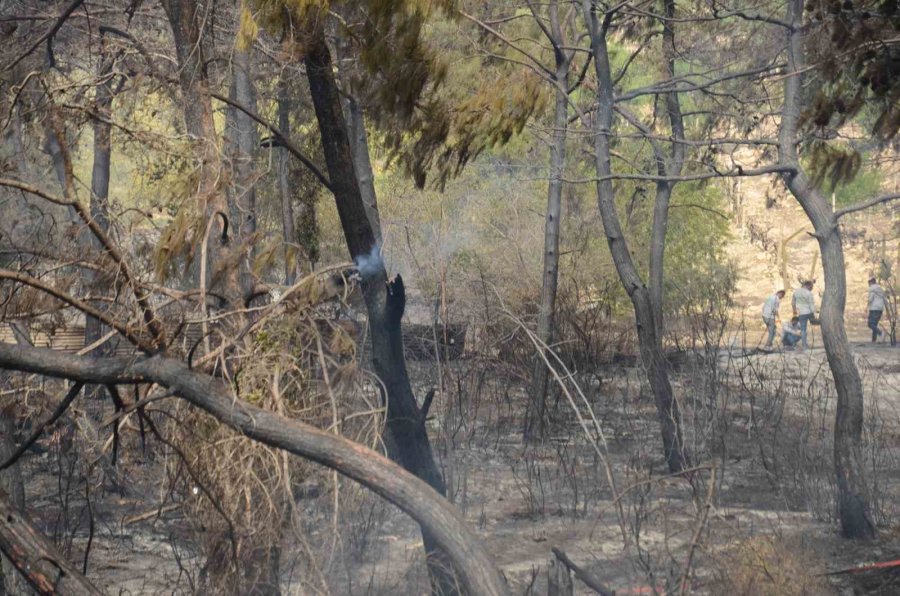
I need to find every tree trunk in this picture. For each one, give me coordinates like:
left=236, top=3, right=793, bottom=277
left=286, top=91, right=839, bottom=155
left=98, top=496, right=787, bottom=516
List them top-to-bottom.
left=162, top=0, right=240, bottom=306
left=527, top=0, right=569, bottom=440
left=647, top=0, right=686, bottom=337
left=778, top=0, right=874, bottom=539
left=581, top=1, right=687, bottom=473
left=85, top=32, right=116, bottom=413
left=303, top=34, right=460, bottom=595
left=227, top=41, right=259, bottom=301
left=276, top=79, right=299, bottom=284
left=345, top=97, right=382, bottom=244
left=0, top=327, right=28, bottom=596
left=547, top=556, right=573, bottom=596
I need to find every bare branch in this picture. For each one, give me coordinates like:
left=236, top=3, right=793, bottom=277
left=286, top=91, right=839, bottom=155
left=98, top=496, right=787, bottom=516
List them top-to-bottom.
left=2, top=0, right=85, bottom=72
left=459, top=10, right=555, bottom=78
left=616, top=61, right=783, bottom=102
left=210, top=92, right=333, bottom=192
left=561, top=163, right=795, bottom=184
left=0, top=177, right=165, bottom=348
left=834, top=193, right=900, bottom=220
left=670, top=203, right=730, bottom=220
left=0, top=268, right=152, bottom=352
left=0, top=343, right=509, bottom=596
left=0, top=383, right=84, bottom=471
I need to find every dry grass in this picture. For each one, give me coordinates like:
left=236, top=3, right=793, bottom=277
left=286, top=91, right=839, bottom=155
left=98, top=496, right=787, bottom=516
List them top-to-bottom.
left=707, top=534, right=832, bottom=596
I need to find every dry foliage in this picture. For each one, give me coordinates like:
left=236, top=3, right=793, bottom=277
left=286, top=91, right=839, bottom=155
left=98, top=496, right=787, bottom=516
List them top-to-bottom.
left=158, top=273, right=384, bottom=594
left=707, top=535, right=832, bottom=596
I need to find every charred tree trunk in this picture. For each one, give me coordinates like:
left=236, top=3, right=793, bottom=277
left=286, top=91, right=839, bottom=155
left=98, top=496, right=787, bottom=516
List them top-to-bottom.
left=527, top=0, right=569, bottom=440
left=778, top=0, right=874, bottom=539
left=582, top=1, right=687, bottom=473
left=334, top=33, right=381, bottom=244
left=303, top=34, right=460, bottom=595
left=275, top=77, right=318, bottom=277
left=0, top=327, right=28, bottom=596
left=0, top=417, right=25, bottom=596
left=547, top=556, right=573, bottom=596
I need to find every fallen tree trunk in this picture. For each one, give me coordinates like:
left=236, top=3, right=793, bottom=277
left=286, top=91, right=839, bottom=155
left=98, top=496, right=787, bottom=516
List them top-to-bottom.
left=0, top=343, right=508, bottom=596
left=0, top=489, right=103, bottom=595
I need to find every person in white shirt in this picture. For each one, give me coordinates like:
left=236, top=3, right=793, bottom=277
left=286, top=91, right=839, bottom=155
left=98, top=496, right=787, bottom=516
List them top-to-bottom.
left=867, top=277, right=886, bottom=342
left=791, top=280, right=816, bottom=349
left=761, top=290, right=785, bottom=347
left=782, top=316, right=802, bottom=349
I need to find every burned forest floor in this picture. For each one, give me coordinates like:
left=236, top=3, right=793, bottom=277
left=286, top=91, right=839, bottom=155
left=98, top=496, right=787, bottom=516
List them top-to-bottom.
left=15, top=338, right=900, bottom=595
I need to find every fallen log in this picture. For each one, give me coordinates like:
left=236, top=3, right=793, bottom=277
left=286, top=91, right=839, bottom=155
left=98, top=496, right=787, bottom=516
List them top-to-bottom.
left=0, top=490, right=103, bottom=595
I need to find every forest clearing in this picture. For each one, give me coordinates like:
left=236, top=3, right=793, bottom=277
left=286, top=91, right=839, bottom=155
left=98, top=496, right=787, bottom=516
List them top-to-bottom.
left=0, top=0, right=898, bottom=595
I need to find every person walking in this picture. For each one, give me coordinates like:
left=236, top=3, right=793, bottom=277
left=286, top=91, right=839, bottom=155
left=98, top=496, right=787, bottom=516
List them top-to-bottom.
left=867, top=277, right=886, bottom=343
left=792, top=280, right=816, bottom=349
left=762, top=289, right=785, bottom=348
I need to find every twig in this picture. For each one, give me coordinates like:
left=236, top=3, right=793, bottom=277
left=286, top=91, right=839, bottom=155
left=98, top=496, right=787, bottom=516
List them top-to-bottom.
left=3, top=0, right=85, bottom=72
left=211, top=92, right=332, bottom=192
left=0, top=178, right=165, bottom=348
left=0, top=382, right=84, bottom=471
left=678, top=467, right=717, bottom=595
left=123, top=504, right=181, bottom=526
left=551, top=548, right=614, bottom=596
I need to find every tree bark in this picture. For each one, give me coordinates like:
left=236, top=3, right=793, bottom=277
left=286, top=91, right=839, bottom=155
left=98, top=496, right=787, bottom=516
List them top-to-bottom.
left=527, top=0, right=569, bottom=440
left=778, top=0, right=874, bottom=539
left=581, top=1, right=687, bottom=473
left=85, top=31, right=116, bottom=413
left=303, top=34, right=462, bottom=594
left=85, top=45, right=112, bottom=353
left=345, top=97, right=382, bottom=244
left=0, top=342, right=508, bottom=596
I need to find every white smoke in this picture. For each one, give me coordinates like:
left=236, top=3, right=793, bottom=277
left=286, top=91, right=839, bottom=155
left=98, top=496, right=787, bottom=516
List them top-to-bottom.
left=354, top=244, right=384, bottom=278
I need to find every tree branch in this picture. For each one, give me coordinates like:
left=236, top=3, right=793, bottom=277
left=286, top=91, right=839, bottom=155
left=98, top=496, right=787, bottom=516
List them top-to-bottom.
left=2, top=0, right=85, bottom=72
left=209, top=92, right=333, bottom=192
left=561, top=164, right=795, bottom=183
left=0, top=177, right=165, bottom=349
left=834, top=193, right=900, bottom=220
left=0, top=269, right=152, bottom=352
left=0, top=343, right=508, bottom=596
left=0, top=382, right=84, bottom=471
left=551, top=547, right=614, bottom=596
